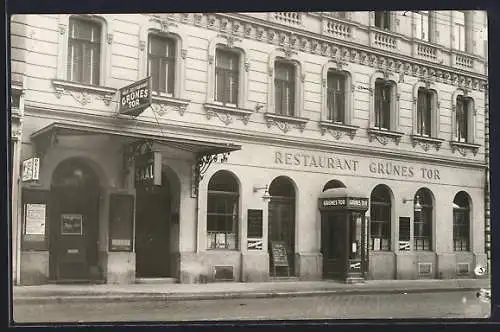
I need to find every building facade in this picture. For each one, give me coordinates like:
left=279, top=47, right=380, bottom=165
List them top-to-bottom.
left=10, top=11, right=489, bottom=285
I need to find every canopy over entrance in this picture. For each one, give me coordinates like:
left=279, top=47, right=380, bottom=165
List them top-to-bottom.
left=318, top=187, right=369, bottom=212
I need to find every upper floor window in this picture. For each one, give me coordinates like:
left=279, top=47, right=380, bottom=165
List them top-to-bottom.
left=375, top=11, right=391, bottom=30
left=415, top=11, right=432, bottom=42
left=453, top=11, right=466, bottom=52
left=67, top=18, right=101, bottom=85
left=148, top=35, right=176, bottom=95
left=215, top=48, right=240, bottom=106
left=275, top=61, right=296, bottom=117
left=327, top=71, right=346, bottom=123
left=374, top=79, right=393, bottom=130
left=417, top=88, right=435, bottom=137
left=456, top=95, right=473, bottom=143
left=453, top=192, right=470, bottom=252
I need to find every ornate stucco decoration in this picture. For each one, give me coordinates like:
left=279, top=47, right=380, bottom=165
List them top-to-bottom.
left=52, top=79, right=116, bottom=106
left=151, top=95, right=190, bottom=117
left=203, top=103, right=254, bottom=125
left=263, top=112, right=309, bottom=133
left=319, top=122, right=359, bottom=140
left=367, top=128, right=404, bottom=146
left=410, top=135, right=444, bottom=152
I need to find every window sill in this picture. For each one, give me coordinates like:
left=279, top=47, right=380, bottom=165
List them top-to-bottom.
left=52, top=79, right=117, bottom=106
left=151, top=95, right=190, bottom=116
left=203, top=103, right=254, bottom=125
left=263, top=112, right=309, bottom=133
left=319, top=121, right=359, bottom=140
left=367, top=128, right=404, bottom=146
left=410, top=135, right=444, bottom=152
left=449, top=140, right=481, bottom=157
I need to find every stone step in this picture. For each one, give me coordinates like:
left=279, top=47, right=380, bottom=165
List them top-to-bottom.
left=135, top=278, right=177, bottom=284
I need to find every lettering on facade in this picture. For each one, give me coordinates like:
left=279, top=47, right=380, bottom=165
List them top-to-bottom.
left=274, top=151, right=441, bottom=182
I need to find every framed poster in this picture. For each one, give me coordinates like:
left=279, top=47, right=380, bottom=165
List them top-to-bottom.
left=109, top=194, right=134, bottom=252
left=24, top=204, right=46, bottom=235
left=247, top=209, right=263, bottom=238
left=61, top=214, right=83, bottom=235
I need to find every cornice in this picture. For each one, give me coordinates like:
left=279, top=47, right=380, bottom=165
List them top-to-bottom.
left=170, top=13, right=486, bottom=91
left=25, top=103, right=486, bottom=170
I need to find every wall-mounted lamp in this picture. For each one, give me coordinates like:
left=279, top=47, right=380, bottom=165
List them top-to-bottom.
left=253, top=184, right=270, bottom=201
left=402, top=195, right=422, bottom=212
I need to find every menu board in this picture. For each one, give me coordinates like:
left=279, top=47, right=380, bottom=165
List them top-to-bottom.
left=21, top=189, right=50, bottom=250
left=109, top=194, right=134, bottom=251
left=247, top=209, right=263, bottom=238
left=61, top=214, right=83, bottom=235
left=270, top=241, right=289, bottom=267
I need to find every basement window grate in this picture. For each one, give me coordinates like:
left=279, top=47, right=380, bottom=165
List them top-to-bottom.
left=418, top=262, right=432, bottom=275
left=457, top=263, right=470, bottom=275
left=213, top=265, right=234, bottom=281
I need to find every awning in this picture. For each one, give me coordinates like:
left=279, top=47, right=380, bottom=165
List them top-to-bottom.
left=30, top=122, right=242, bottom=156
left=318, top=187, right=369, bottom=211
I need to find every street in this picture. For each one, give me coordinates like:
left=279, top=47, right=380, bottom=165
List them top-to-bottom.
left=13, top=290, right=490, bottom=323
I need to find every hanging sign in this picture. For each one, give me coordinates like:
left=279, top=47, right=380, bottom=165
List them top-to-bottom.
left=119, top=77, right=152, bottom=117
left=135, top=151, right=162, bottom=187
left=22, top=157, right=40, bottom=182
left=318, top=197, right=369, bottom=211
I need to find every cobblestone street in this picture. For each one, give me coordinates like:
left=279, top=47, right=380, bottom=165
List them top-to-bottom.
left=13, top=290, right=490, bottom=323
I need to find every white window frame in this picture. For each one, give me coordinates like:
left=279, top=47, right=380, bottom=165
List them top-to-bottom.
left=414, top=10, right=434, bottom=43
left=452, top=11, right=466, bottom=52
left=56, top=14, right=111, bottom=87
left=138, top=16, right=187, bottom=100
left=207, top=35, right=248, bottom=109
left=267, top=49, right=304, bottom=118
left=320, top=61, right=353, bottom=124
left=369, top=71, right=400, bottom=131
left=412, top=82, right=440, bottom=138
left=451, top=89, right=476, bottom=144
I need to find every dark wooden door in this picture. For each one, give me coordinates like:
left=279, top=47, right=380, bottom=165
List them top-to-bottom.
left=50, top=186, right=99, bottom=281
left=135, top=188, right=170, bottom=277
left=268, top=197, right=295, bottom=276
left=321, top=213, right=347, bottom=280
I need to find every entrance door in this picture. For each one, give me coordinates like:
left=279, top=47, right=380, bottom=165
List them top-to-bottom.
left=49, top=160, right=100, bottom=282
left=135, top=183, right=170, bottom=278
left=321, top=213, right=347, bottom=279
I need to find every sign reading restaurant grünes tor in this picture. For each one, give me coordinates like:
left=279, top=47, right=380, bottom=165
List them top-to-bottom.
left=119, top=77, right=152, bottom=117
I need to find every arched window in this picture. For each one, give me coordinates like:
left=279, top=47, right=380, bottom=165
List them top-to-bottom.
left=207, top=171, right=239, bottom=250
left=322, top=180, right=346, bottom=191
left=370, top=185, right=391, bottom=251
left=414, top=188, right=433, bottom=251
left=453, top=192, right=470, bottom=251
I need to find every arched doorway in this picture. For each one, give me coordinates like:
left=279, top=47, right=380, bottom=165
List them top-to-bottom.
left=49, top=158, right=101, bottom=282
left=135, top=170, right=173, bottom=278
left=268, top=176, right=296, bottom=277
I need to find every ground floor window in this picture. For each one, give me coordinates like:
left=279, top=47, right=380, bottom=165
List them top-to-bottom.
left=206, top=171, right=239, bottom=250
left=414, top=188, right=433, bottom=251
left=453, top=191, right=470, bottom=251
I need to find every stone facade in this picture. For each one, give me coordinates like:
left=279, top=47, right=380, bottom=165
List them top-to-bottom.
left=11, top=11, right=488, bottom=284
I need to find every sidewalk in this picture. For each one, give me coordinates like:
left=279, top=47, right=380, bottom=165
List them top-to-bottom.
left=13, top=278, right=490, bottom=304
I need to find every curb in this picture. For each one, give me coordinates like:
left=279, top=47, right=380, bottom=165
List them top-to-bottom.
left=13, top=287, right=481, bottom=305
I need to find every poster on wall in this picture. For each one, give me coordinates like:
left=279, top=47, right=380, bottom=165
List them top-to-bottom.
left=22, top=157, right=40, bottom=182
left=24, top=203, right=46, bottom=235
left=61, top=214, right=83, bottom=235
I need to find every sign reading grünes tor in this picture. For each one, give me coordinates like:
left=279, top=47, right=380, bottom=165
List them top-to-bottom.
left=119, top=77, right=152, bottom=117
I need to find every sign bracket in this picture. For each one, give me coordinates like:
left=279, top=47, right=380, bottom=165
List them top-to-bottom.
left=122, top=139, right=154, bottom=176
left=191, top=151, right=230, bottom=198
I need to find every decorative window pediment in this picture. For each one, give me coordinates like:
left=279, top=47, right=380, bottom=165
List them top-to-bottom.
left=52, top=79, right=116, bottom=106
left=203, top=103, right=253, bottom=125
left=263, top=112, right=309, bottom=133
left=319, top=121, right=359, bottom=140
left=410, top=135, right=444, bottom=152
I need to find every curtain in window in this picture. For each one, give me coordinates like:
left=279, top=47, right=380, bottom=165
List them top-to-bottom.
left=67, top=19, right=101, bottom=85
left=148, top=36, right=175, bottom=94
left=215, top=50, right=239, bottom=104
left=275, top=63, right=295, bottom=116
left=327, top=72, right=345, bottom=123
left=375, top=80, right=391, bottom=129
left=417, top=89, right=432, bottom=136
